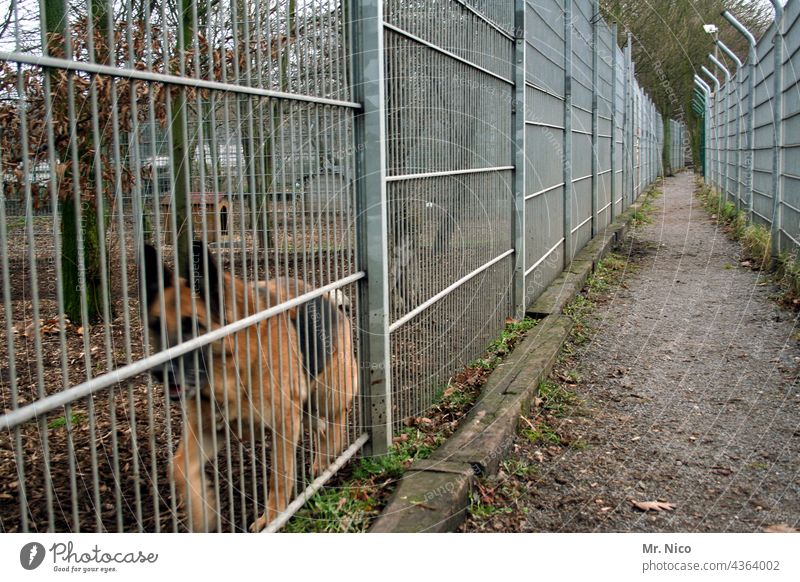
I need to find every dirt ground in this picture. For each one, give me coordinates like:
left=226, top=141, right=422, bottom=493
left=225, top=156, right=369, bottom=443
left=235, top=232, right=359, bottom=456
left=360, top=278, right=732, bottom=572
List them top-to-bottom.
left=462, top=172, right=800, bottom=533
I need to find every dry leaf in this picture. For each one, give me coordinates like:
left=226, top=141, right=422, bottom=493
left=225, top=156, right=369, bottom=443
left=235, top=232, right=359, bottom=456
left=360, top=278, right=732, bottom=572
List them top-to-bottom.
left=505, top=317, right=518, bottom=325
left=520, top=415, right=536, bottom=431
left=392, top=433, right=409, bottom=444
left=631, top=499, right=675, bottom=512
left=763, top=524, right=798, bottom=533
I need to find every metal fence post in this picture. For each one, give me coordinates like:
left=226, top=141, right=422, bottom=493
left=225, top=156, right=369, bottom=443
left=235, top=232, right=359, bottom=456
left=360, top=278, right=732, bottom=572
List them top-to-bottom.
left=348, top=0, right=391, bottom=457
left=513, top=0, right=527, bottom=319
left=563, top=0, right=574, bottom=264
left=591, top=0, right=599, bottom=237
left=768, top=0, right=784, bottom=257
left=722, top=11, right=757, bottom=222
left=610, top=23, right=618, bottom=224
left=622, top=33, right=631, bottom=209
left=626, top=34, right=634, bottom=204
left=717, top=39, right=742, bottom=210
left=716, top=40, right=743, bottom=211
left=709, top=54, right=731, bottom=204
left=701, top=66, right=721, bottom=190
left=695, top=76, right=713, bottom=185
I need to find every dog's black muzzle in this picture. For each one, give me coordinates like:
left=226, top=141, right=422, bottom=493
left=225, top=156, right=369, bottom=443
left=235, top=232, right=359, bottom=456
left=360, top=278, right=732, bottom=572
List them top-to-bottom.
left=150, top=361, right=201, bottom=401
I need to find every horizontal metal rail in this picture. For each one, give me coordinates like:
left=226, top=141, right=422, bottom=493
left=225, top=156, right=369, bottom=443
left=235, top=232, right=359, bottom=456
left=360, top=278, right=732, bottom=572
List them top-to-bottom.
left=452, top=0, right=515, bottom=40
left=383, top=22, right=514, bottom=85
left=0, top=51, right=362, bottom=110
left=525, top=80, right=566, bottom=101
left=526, top=120, right=566, bottom=130
left=386, top=166, right=514, bottom=182
left=526, top=182, right=565, bottom=201
left=571, top=214, right=593, bottom=234
left=779, top=228, right=800, bottom=248
left=525, top=238, right=564, bottom=277
left=389, top=249, right=515, bottom=333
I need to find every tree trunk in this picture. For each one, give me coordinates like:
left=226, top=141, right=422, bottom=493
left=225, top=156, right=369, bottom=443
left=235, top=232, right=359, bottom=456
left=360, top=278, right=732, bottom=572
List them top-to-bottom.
left=45, top=0, right=105, bottom=322
left=171, top=0, right=193, bottom=279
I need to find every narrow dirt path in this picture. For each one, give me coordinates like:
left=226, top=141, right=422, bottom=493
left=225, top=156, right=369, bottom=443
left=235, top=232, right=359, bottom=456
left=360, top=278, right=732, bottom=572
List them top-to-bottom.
left=462, top=172, right=800, bottom=532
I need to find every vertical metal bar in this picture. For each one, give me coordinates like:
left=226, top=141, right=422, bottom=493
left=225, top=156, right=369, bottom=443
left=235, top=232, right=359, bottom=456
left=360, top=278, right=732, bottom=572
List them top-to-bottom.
left=86, top=0, right=121, bottom=531
left=348, top=0, right=391, bottom=456
left=512, top=0, right=526, bottom=318
left=563, top=0, right=573, bottom=264
left=591, top=0, right=598, bottom=237
left=768, top=1, right=784, bottom=256
left=722, top=11, right=757, bottom=222
left=610, top=23, right=617, bottom=224
left=626, top=34, right=633, bottom=205
left=621, top=38, right=629, bottom=209
left=718, top=40, right=743, bottom=210
left=709, top=54, right=731, bottom=203
left=0, top=66, right=26, bottom=531
left=701, top=66, right=721, bottom=190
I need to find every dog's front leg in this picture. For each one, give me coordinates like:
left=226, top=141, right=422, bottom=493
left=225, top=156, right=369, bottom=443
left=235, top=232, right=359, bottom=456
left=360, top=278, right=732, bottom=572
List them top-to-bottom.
left=249, top=399, right=303, bottom=532
left=174, top=405, right=220, bottom=532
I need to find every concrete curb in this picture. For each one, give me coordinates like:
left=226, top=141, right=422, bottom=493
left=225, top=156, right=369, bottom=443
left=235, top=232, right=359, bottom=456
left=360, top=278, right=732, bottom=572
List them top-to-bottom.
left=369, top=201, right=646, bottom=533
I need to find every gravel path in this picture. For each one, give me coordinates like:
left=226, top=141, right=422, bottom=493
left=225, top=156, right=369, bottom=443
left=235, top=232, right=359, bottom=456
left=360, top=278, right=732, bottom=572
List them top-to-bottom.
left=462, top=172, right=800, bottom=533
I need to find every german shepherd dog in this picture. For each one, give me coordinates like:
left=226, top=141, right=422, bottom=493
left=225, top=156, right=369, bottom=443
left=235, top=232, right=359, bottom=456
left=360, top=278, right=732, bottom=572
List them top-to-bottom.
left=143, top=242, right=358, bottom=532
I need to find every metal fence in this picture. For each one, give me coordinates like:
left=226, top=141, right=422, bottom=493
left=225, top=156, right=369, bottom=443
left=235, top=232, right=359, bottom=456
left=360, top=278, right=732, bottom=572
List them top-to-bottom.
left=0, top=0, right=682, bottom=533
left=699, top=0, right=800, bottom=255
left=667, top=118, right=687, bottom=173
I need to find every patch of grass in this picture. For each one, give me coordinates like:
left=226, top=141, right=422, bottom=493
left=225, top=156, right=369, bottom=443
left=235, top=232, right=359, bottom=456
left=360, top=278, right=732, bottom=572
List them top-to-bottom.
left=631, top=185, right=662, bottom=226
left=741, top=224, right=772, bottom=270
left=775, top=251, right=800, bottom=306
left=600, top=254, right=628, bottom=273
left=564, top=294, right=595, bottom=323
left=470, top=317, right=539, bottom=371
left=537, top=379, right=579, bottom=418
left=48, top=413, right=84, bottom=430
left=521, top=423, right=561, bottom=446
left=569, top=439, right=589, bottom=451
left=500, top=459, right=538, bottom=479
left=282, top=484, right=378, bottom=533
left=468, top=491, right=514, bottom=519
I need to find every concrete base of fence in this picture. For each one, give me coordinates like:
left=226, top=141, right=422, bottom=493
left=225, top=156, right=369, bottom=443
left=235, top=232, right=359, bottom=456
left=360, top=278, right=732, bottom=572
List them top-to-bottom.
left=369, top=201, right=646, bottom=533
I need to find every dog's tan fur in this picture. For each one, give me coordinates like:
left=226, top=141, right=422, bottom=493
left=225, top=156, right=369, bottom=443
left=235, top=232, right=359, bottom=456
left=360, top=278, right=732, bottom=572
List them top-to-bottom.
left=145, top=245, right=358, bottom=532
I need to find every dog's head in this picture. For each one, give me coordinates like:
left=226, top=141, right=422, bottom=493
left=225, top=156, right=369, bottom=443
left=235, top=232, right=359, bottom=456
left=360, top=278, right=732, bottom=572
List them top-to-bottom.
left=142, top=241, right=223, bottom=401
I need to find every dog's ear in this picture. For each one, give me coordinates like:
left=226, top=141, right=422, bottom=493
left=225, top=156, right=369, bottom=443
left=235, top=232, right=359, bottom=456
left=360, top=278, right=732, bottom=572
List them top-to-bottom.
left=191, top=240, right=223, bottom=321
left=142, top=244, right=171, bottom=307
